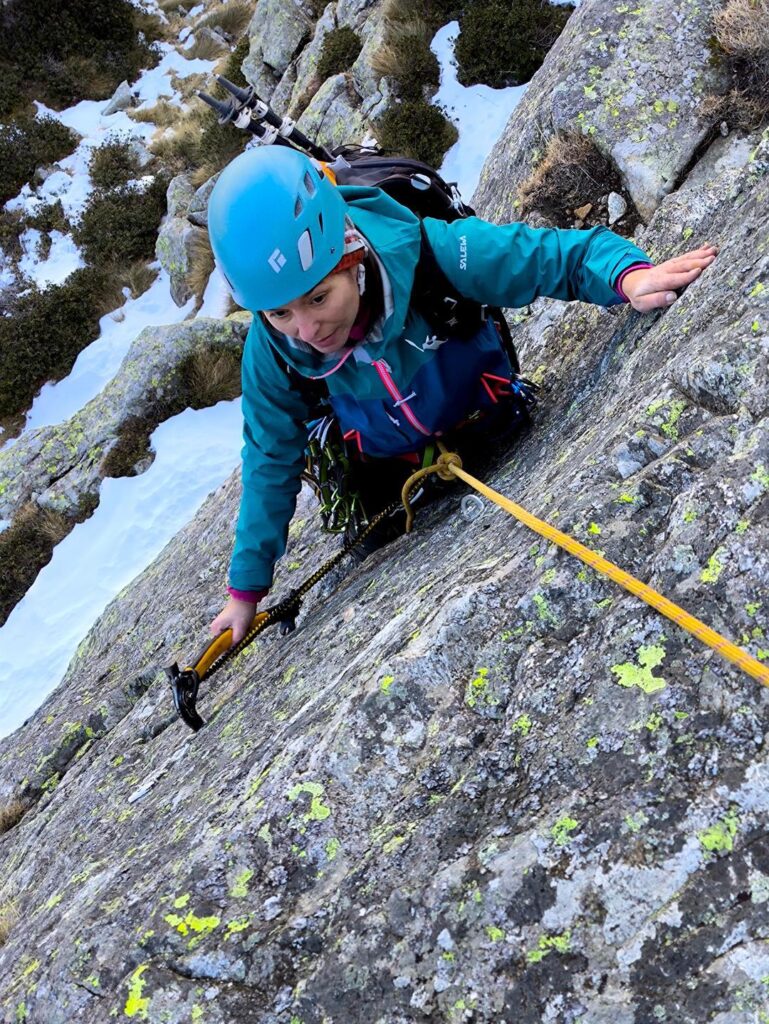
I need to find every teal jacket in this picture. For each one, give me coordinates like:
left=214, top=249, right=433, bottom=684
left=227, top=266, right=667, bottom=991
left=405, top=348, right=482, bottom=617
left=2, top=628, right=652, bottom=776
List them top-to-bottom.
left=229, top=186, right=650, bottom=592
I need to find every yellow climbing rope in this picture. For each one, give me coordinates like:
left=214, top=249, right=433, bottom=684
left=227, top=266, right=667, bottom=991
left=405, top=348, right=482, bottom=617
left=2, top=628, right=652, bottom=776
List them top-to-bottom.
left=402, top=445, right=769, bottom=691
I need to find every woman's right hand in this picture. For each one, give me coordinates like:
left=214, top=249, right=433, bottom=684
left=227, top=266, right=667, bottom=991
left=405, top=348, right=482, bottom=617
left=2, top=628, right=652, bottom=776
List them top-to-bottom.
left=209, top=597, right=259, bottom=647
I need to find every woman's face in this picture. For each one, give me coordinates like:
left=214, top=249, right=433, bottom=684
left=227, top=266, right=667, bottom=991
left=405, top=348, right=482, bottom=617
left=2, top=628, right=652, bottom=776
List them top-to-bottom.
left=262, top=267, right=360, bottom=354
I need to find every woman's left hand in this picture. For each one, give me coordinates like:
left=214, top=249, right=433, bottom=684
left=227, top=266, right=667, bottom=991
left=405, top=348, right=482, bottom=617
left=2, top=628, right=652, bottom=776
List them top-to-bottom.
left=621, top=244, right=718, bottom=313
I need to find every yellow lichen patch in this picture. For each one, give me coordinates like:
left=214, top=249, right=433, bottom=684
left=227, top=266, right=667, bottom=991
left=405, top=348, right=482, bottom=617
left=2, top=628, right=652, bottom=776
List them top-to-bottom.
left=611, top=644, right=667, bottom=694
left=287, top=781, right=331, bottom=822
left=229, top=869, right=253, bottom=899
left=163, top=910, right=220, bottom=937
left=124, top=964, right=151, bottom=1019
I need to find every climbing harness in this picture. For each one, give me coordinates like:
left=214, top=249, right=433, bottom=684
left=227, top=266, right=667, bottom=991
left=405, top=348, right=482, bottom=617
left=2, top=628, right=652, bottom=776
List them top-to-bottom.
left=398, top=443, right=769, bottom=692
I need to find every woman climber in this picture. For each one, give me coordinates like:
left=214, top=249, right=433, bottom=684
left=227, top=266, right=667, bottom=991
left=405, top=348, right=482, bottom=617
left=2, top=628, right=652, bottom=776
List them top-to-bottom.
left=206, top=145, right=717, bottom=646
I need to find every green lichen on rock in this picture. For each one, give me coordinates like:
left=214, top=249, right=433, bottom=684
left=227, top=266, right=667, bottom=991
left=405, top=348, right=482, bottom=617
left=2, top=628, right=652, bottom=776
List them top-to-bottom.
left=612, top=644, right=667, bottom=694
left=287, top=781, right=331, bottom=821
left=698, top=808, right=740, bottom=855
left=550, top=816, right=579, bottom=846
left=124, top=964, right=150, bottom=1019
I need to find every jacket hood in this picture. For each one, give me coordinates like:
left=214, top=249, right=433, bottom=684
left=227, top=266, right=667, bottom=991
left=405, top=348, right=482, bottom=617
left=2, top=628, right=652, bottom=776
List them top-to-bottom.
left=253, top=185, right=422, bottom=377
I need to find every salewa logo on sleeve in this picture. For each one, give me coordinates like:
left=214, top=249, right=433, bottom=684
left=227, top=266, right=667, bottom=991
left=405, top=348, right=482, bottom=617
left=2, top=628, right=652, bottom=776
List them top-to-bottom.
left=459, top=235, right=468, bottom=271
left=268, top=248, right=287, bottom=273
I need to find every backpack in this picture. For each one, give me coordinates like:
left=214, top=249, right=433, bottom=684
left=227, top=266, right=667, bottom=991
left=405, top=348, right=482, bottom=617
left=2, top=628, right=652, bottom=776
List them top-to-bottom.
left=331, top=147, right=520, bottom=375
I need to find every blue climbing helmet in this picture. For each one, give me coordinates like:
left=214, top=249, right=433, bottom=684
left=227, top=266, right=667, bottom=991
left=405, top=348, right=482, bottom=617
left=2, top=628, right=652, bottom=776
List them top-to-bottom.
left=208, top=146, right=348, bottom=311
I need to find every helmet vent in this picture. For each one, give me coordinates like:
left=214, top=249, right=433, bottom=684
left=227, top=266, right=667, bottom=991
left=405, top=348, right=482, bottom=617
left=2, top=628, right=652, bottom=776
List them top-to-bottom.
left=304, top=171, right=316, bottom=197
left=294, top=196, right=303, bottom=218
left=318, top=212, right=324, bottom=233
left=297, top=229, right=314, bottom=271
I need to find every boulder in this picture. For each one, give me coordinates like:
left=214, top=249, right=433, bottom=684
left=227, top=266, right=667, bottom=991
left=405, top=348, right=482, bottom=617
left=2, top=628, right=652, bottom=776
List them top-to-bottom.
left=242, top=0, right=313, bottom=101
left=473, top=0, right=731, bottom=224
left=296, top=72, right=367, bottom=150
left=102, top=80, right=135, bottom=117
left=187, top=173, right=220, bottom=228
left=155, top=218, right=208, bottom=307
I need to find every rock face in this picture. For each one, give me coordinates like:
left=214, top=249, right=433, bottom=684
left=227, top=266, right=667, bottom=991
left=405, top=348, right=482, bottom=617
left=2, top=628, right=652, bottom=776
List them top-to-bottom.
left=473, top=0, right=731, bottom=224
left=3, top=3, right=769, bottom=1021
left=2, top=112, right=769, bottom=1019
left=0, top=317, right=248, bottom=536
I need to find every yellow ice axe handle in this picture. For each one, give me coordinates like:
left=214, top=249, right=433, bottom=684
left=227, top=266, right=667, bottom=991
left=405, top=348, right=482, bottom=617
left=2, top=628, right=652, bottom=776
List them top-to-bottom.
left=186, top=611, right=272, bottom=679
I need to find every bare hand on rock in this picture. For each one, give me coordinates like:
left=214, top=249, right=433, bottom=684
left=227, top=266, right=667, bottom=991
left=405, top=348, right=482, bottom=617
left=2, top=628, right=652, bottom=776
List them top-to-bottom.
left=622, top=244, right=718, bottom=313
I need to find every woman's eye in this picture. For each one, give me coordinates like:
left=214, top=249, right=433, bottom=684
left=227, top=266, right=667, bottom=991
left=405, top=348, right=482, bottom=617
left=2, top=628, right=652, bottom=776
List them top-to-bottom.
left=312, top=293, right=326, bottom=305
left=269, top=310, right=287, bottom=319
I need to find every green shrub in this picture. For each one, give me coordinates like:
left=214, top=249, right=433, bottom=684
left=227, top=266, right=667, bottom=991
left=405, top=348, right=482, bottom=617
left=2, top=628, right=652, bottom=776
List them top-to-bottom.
left=0, top=0, right=162, bottom=117
left=454, top=0, right=571, bottom=88
left=370, top=17, right=439, bottom=101
left=317, top=27, right=363, bottom=80
left=214, top=35, right=251, bottom=94
left=376, top=98, right=458, bottom=167
left=0, top=116, right=78, bottom=205
left=89, top=138, right=143, bottom=189
left=73, top=175, right=169, bottom=265
left=26, top=200, right=70, bottom=234
left=0, top=266, right=117, bottom=421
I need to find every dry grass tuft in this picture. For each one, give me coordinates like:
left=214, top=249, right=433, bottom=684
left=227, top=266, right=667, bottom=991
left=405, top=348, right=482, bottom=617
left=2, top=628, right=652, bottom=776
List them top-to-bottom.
left=709, top=0, right=769, bottom=128
left=198, top=1, right=253, bottom=39
left=370, top=16, right=434, bottom=82
left=184, top=31, right=229, bottom=62
left=128, top=99, right=182, bottom=128
left=516, top=132, right=625, bottom=226
left=187, top=230, right=215, bottom=302
left=119, top=261, right=160, bottom=300
left=182, top=349, right=242, bottom=407
left=36, top=507, right=71, bottom=546
left=0, top=800, right=28, bottom=835
left=0, top=901, right=19, bottom=946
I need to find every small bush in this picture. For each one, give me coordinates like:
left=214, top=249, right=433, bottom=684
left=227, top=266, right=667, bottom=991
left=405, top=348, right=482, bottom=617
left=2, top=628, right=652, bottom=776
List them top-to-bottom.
left=454, top=0, right=571, bottom=88
left=707, top=0, right=769, bottom=129
left=370, top=19, right=439, bottom=100
left=317, top=27, right=363, bottom=80
left=376, top=98, right=458, bottom=167
left=0, top=116, right=78, bottom=205
left=516, top=132, right=629, bottom=227
left=89, top=137, right=143, bottom=189
left=73, top=175, right=169, bottom=265
left=26, top=200, right=70, bottom=235
left=0, top=209, right=24, bottom=261
left=0, top=266, right=117, bottom=421
left=101, top=415, right=156, bottom=478
left=0, top=800, right=28, bottom=834
left=0, top=901, right=19, bottom=946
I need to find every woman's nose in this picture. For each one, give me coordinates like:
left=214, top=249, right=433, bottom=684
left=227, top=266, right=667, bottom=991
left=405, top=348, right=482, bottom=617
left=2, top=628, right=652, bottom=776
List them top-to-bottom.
left=294, top=312, right=322, bottom=343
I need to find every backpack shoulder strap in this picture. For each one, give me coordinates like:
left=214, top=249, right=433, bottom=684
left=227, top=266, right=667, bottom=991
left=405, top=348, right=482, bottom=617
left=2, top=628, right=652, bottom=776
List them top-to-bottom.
left=412, top=224, right=520, bottom=375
